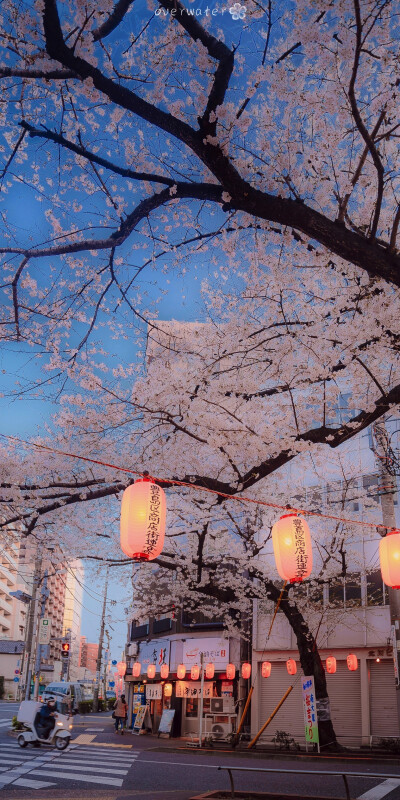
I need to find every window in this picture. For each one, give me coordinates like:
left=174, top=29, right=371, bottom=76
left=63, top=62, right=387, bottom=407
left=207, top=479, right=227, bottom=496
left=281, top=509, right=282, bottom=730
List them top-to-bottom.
left=367, top=570, right=385, bottom=606
left=344, top=573, right=362, bottom=607
left=328, top=577, right=344, bottom=607
left=185, top=698, right=198, bottom=718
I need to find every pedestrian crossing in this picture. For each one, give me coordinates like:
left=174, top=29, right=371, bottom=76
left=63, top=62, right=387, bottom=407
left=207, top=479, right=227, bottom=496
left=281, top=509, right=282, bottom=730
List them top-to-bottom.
left=0, top=741, right=139, bottom=790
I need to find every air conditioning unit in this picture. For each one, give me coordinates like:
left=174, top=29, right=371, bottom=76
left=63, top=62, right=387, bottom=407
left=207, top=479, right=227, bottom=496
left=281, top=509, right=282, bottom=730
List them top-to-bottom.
left=127, top=643, right=138, bottom=657
left=222, top=696, right=234, bottom=712
left=210, top=698, right=224, bottom=713
left=211, top=722, right=231, bottom=740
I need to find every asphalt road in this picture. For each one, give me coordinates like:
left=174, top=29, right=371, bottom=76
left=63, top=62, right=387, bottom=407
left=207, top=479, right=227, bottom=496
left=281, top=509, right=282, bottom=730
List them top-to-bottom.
left=0, top=703, right=399, bottom=800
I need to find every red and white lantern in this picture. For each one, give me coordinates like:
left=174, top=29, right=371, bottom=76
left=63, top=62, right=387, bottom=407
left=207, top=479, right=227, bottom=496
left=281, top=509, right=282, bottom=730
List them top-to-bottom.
left=120, top=478, right=166, bottom=561
left=272, top=513, right=313, bottom=583
left=380, top=530, right=400, bottom=589
left=347, top=654, right=358, bottom=671
left=326, top=656, right=336, bottom=674
left=286, top=658, right=297, bottom=675
left=117, top=661, right=127, bottom=677
left=132, top=661, right=141, bottom=678
left=261, top=661, right=272, bottom=678
left=205, top=663, right=215, bottom=680
left=226, top=663, right=236, bottom=680
left=241, top=663, right=251, bottom=680
left=147, top=664, right=156, bottom=679
left=160, top=664, right=169, bottom=679
left=177, top=664, right=186, bottom=680
left=191, top=665, right=200, bottom=680
left=164, top=683, right=173, bottom=698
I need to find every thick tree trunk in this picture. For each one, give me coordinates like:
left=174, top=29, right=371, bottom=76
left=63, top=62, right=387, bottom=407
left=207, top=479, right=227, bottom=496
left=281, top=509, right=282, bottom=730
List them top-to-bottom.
left=266, top=584, right=342, bottom=751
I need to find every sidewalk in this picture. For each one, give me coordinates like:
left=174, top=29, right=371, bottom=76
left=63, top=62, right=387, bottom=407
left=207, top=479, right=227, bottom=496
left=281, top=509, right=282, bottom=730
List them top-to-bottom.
left=70, top=713, right=400, bottom=766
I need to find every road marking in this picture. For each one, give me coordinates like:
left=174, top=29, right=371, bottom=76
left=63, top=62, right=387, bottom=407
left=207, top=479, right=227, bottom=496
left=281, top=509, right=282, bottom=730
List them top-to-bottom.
left=0, top=720, right=12, bottom=727
left=85, top=727, right=104, bottom=731
left=71, top=734, right=95, bottom=744
left=82, top=741, right=133, bottom=748
left=53, top=757, right=136, bottom=767
left=38, top=762, right=129, bottom=775
left=29, top=769, right=124, bottom=786
left=12, top=777, right=57, bottom=789
left=357, top=779, right=400, bottom=800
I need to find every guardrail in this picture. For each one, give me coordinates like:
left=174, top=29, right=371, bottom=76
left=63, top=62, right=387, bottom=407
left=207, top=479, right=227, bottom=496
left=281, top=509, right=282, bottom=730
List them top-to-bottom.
left=217, top=765, right=400, bottom=800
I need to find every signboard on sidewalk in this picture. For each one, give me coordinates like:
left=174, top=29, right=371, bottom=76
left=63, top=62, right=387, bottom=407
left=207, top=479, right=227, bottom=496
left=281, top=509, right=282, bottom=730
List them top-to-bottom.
left=39, top=619, right=51, bottom=645
left=302, top=676, right=319, bottom=744
left=132, top=703, right=151, bottom=734
left=158, top=709, right=175, bottom=737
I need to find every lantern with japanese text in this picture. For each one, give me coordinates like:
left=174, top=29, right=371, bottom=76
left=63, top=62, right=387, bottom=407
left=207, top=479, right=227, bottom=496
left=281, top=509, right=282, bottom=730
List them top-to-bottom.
left=120, top=477, right=166, bottom=561
left=271, top=513, right=313, bottom=583
left=379, top=530, right=400, bottom=589
left=347, top=654, right=358, bottom=671
left=326, top=656, right=337, bottom=674
left=286, top=658, right=297, bottom=675
left=117, top=661, right=127, bottom=677
left=132, top=661, right=141, bottom=678
left=261, top=661, right=272, bottom=678
left=205, top=663, right=215, bottom=680
left=226, top=663, right=235, bottom=680
left=241, top=663, right=251, bottom=680
left=147, top=664, right=156, bottom=679
left=160, top=664, right=169, bottom=679
left=177, top=664, right=186, bottom=680
left=191, top=665, right=200, bottom=680
left=164, top=683, right=173, bottom=698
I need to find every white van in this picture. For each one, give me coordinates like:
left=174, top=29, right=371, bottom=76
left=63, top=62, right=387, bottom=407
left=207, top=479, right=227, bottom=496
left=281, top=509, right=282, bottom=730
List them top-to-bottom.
left=42, top=682, right=85, bottom=712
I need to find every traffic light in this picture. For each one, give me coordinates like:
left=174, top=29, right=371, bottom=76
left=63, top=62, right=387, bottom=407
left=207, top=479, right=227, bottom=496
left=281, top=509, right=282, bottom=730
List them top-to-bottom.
left=61, top=642, right=70, bottom=659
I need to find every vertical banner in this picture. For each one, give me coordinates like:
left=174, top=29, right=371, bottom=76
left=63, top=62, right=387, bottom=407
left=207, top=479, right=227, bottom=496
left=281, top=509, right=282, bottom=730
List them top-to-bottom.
left=302, top=676, right=319, bottom=743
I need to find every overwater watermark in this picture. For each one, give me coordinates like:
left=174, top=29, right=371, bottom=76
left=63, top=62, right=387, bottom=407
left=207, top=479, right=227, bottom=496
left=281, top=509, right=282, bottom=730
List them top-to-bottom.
left=155, top=2, right=247, bottom=20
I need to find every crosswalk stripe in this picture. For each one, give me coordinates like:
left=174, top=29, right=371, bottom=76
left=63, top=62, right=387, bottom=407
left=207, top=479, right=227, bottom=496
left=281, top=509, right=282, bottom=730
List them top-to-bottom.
left=0, top=720, right=12, bottom=727
left=51, top=757, right=137, bottom=767
left=38, top=762, right=129, bottom=775
left=29, top=769, right=123, bottom=786
left=12, top=777, right=57, bottom=789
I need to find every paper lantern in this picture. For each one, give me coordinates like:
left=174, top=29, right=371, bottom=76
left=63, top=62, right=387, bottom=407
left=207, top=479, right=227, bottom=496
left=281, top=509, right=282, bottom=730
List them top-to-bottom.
left=120, top=478, right=166, bottom=561
left=272, top=513, right=313, bottom=583
left=380, top=530, right=400, bottom=589
left=347, top=654, right=358, bottom=671
left=326, top=656, right=336, bottom=674
left=286, top=658, right=297, bottom=675
left=117, top=661, right=127, bottom=677
left=132, top=661, right=141, bottom=678
left=261, top=661, right=272, bottom=678
left=241, top=662, right=251, bottom=679
left=205, top=663, right=215, bottom=680
left=226, top=663, right=235, bottom=680
left=147, top=664, right=156, bottom=679
left=160, top=664, right=169, bottom=679
left=177, top=664, right=186, bottom=680
left=191, top=665, right=200, bottom=680
left=164, top=683, right=173, bottom=698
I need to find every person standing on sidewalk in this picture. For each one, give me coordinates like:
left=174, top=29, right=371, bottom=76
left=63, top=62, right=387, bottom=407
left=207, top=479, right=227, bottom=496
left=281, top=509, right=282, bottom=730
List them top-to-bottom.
left=113, top=695, right=128, bottom=734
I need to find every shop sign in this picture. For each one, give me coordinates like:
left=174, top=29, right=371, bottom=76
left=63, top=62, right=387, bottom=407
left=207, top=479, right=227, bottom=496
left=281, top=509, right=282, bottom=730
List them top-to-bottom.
left=390, top=625, right=399, bottom=686
left=182, top=638, right=229, bottom=668
left=139, top=639, right=170, bottom=673
left=302, top=676, right=319, bottom=744
left=176, top=681, right=213, bottom=698
left=221, top=681, right=233, bottom=695
left=146, top=683, right=163, bottom=700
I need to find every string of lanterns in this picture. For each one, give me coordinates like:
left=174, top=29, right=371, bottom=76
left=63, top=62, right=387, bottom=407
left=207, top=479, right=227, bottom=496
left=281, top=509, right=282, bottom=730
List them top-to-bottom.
left=119, top=481, right=400, bottom=591
left=129, top=655, right=358, bottom=681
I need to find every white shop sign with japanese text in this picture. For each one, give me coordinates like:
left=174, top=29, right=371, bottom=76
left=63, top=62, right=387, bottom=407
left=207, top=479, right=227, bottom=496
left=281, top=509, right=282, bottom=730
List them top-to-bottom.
left=182, top=638, right=229, bottom=668
left=138, top=639, right=170, bottom=673
left=302, top=675, right=319, bottom=744
left=176, top=681, right=213, bottom=699
left=146, top=683, right=163, bottom=700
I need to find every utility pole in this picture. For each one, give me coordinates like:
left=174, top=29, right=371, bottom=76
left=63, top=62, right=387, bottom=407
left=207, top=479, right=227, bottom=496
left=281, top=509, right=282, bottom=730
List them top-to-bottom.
left=372, top=420, right=400, bottom=729
left=23, top=551, right=42, bottom=700
left=93, top=567, right=109, bottom=713
left=33, top=570, right=49, bottom=700
left=103, top=629, right=110, bottom=704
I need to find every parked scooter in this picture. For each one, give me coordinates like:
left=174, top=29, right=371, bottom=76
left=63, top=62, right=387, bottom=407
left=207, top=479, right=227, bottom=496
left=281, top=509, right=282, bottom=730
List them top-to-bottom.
left=17, top=700, right=72, bottom=750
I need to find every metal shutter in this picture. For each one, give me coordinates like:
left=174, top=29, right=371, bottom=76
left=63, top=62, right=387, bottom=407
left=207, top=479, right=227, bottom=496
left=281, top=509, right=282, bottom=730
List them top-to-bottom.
left=369, top=659, right=400, bottom=738
left=325, top=660, right=362, bottom=746
left=258, top=662, right=305, bottom=744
